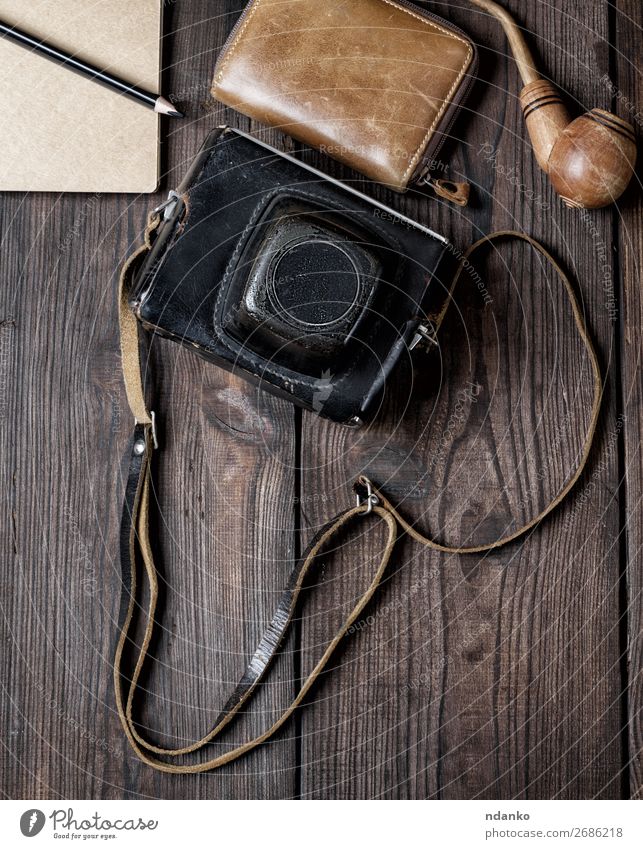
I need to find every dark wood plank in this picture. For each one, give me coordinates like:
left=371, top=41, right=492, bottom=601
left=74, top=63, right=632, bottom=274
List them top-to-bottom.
left=0, top=0, right=299, bottom=800
left=1, top=0, right=636, bottom=801
left=297, top=0, right=625, bottom=798
left=615, top=0, right=643, bottom=800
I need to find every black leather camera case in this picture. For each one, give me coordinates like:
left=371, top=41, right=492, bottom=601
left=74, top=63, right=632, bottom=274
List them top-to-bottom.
left=130, top=127, right=451, bottom=425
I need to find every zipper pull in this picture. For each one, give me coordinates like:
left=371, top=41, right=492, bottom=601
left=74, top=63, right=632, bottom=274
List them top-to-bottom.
left=423, top=174, right=470, bottom=207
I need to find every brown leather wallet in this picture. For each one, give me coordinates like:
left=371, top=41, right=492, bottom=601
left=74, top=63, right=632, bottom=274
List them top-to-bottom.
left=211, top=0, right=477, bottom=200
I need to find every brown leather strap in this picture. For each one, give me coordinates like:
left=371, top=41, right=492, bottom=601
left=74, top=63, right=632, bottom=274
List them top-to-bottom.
left=115, top=218, right=601, bottom=772
left=360, top=230, right=603, bottom=554
left=116, top=425, right=397, bottom=772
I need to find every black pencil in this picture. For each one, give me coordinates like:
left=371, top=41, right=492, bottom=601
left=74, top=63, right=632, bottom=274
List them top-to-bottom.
left=0, top=20, right=183, bottom=118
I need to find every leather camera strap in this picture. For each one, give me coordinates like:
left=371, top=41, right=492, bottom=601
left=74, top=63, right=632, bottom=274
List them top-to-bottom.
left=115, top=214, right=602, bottom=772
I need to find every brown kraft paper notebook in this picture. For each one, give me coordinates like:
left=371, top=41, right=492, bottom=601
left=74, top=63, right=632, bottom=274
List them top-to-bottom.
left=0, top=0, right=162, bottom=193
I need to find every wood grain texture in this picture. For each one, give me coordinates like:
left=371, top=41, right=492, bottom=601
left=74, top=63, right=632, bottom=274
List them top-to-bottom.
left=0, top=0, right=639, bottom=800
left=0, top=0, right=299, bottom=800
left=297, top=0, right=626, bottom=798
left=615, top=0, right=643, bottom=800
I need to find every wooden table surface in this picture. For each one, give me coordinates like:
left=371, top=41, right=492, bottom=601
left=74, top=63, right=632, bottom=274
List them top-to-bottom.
left=1, top=0, right=641, bottom=800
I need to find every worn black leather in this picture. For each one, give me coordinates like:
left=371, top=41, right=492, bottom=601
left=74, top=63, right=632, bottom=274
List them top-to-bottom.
left=130, top=127, right=451, bottom=425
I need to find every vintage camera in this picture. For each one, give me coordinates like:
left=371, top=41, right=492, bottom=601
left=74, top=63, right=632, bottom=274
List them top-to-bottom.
left=131, top=127, right=452, bottom=425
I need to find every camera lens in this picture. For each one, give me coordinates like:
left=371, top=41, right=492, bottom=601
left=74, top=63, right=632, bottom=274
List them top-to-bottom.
left=220, top=197, right=387, bottom=371
left=268, top=237, right=361, bottom=329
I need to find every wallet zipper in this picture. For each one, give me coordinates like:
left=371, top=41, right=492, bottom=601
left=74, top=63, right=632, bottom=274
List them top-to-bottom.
left=376, top=0, right=477, bottom=200
left=213, top=1, right=258, bottom=78
left=393, top=2, right=478, bottom=191
left=414, top=56, right=476, bottom=206
left=413, top=63, right=477, bottom=188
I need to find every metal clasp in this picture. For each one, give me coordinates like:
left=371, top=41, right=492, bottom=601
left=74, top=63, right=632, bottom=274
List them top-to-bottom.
left=152, top=190, right=180, bottom=222
left=410, top=320, right=439, bottom=352
left=135, top=410, right=159, bottom=450
left=356, top=477, right=380, bottom=515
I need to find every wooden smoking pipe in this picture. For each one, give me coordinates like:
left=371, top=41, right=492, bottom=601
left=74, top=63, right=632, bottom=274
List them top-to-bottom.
left=468, top=0, right=637, bottom=208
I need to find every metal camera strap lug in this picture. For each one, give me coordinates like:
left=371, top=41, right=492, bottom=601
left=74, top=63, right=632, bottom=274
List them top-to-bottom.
left=152, top=190, right=181, bottom=222
left=410, top=319, right=439, bottom=352
left=134, top=410, right=159, bottom=450
left=355, top=477, right=380, bottom=515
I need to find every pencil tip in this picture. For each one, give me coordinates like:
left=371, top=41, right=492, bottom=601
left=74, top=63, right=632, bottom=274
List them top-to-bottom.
left=155, top=95, right=184, bottom=117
